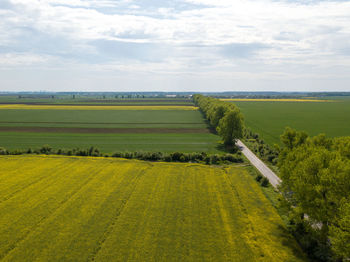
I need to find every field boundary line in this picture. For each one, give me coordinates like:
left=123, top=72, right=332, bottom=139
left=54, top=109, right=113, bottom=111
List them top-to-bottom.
left=0, top=121, right=205, bottom=125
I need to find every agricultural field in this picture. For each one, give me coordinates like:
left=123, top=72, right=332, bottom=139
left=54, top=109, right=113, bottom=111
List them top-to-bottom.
left=0, top=95, right=194, bottom=106
left=0, top=98, right=221, bottom=153
left=234, top=98, right=350, bottom=146
left=0, top=155, right=306, bottom=261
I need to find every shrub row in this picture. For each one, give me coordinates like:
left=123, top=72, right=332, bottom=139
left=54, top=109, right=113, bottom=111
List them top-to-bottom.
left=243, top=128, right=279, bottom=165
left=0, top=146, right=243, bottom=165
left=112, top=151, right=243, bottom=164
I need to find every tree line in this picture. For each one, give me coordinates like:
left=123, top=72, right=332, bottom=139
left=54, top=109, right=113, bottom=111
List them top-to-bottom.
left=193, top=94, right=244, bottom=147
left=193, top=94, right=279, bottom=163
left=278, top=127, right=350, bottom=261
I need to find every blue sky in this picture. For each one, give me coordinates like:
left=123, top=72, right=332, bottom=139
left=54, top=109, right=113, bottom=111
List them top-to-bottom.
left=0, top=0, right=350, bottom=92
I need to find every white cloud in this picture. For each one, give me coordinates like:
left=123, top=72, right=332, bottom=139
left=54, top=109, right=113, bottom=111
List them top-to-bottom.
left=0, top=0, right=350, bottom=91
left=0, top=53, right=54, bottom=66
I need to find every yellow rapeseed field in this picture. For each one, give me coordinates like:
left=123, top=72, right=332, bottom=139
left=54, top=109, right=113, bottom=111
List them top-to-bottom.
left=220, top=98, right=331, bottom=102
left=0, top=105, right=198, bottom=110
left=0, top=155, right=306, bottom=261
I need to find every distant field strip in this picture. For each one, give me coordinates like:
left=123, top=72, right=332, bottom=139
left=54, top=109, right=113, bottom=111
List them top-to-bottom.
left=221, top=98, right=331, bottom=102
left=0, top=103, right=194, bottom=106
left=0, top=105, right=198, bottom=110
left=0, top=110, right=205, bottom=128
left=0, top=121, right=206, bottom=126
left=0, top=127, right=210, bottom=134
left=0, top=155, right=305, bottom=261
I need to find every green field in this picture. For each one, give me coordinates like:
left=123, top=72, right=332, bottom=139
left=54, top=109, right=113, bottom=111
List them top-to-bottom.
left=0, top=96, right=194, bottom=106
left=235, top=99, right=350, bottom=145
left=0, top=102, right=222, bottom=153
left=0, top=109, right=206, bottom=128
left=0, top=133, right=220, bottom=153
left=0, top=155, right=305, bottom=261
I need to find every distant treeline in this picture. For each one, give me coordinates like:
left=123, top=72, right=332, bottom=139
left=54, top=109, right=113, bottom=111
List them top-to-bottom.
left=193, top=94, right=244, bottom=147
left=278, top=128, right=350, bottom=261
left=0, top=146, right=243, bottom=165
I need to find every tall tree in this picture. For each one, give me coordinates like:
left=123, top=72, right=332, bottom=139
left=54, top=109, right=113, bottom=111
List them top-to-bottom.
left=217, top=108, right=244, bottom=145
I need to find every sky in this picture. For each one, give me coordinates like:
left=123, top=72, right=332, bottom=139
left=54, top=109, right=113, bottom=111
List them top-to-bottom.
left=1, top=0, right=350, bottom=92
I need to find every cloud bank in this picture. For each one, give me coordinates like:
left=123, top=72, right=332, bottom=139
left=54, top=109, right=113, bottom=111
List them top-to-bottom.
left=0, top=0, right=350, bottom=91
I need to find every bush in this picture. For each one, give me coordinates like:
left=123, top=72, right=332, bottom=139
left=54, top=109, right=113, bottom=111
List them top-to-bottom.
left=40, top=145, right=52, bottom=154
left=88, top=146, right=100, bottom=157
left=0, top=147, right=7, bottom=155
left=9, top=149, right=24, bottom=155
left=112, top=152, right=122, bottom=158
left=123, top=152, right=133, bottom=159
left=170, top=152, right=183, bottom=161
left=164, top=154, right=172, bottom=162
left=210, top=154, right=219, bottom=165
left=255, top=174, right=263, bottom=182
left=261, top=177, right=269, bottom=187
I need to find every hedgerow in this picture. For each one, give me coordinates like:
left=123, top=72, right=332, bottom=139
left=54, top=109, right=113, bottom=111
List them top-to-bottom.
left=0, top=145, right=243, bottom=165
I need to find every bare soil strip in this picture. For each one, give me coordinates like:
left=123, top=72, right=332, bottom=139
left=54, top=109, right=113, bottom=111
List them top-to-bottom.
left=0, top=121, right=204, bottom=125
left=0, top=127, right=210, bottom=134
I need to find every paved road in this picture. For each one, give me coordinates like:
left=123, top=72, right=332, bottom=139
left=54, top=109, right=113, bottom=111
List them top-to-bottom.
left=236, top=139, right=282, bottom=188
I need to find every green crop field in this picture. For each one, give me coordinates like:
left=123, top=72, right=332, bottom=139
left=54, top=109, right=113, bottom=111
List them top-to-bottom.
left=0, top=95, right=194, bottom=106
left=235, top=98, right=350, bottom=145
left=0, top=101, right=223, bottom=153
left=0, top=109, right=206, bottom=128
left=0, top=133, right=220, bottom=153
left=0, top=155, right=306, bottom=261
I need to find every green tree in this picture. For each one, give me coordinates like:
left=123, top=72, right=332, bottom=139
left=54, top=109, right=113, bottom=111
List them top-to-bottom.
left=208, top=104, right=227, bottom=128
left=217, top=108, right=244, bottom=145
left=280, top=126, right=308, bottom=150
left=278, top=128, right=350, bottom=260
left=330, top=201, right=350, bottom=259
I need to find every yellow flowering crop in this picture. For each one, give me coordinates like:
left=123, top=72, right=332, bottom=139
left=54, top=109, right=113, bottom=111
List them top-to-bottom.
left=0, top=155, right=306, bottom=261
